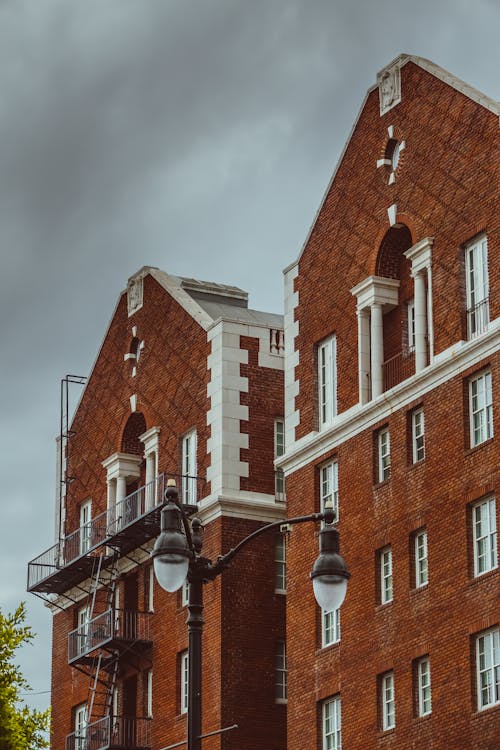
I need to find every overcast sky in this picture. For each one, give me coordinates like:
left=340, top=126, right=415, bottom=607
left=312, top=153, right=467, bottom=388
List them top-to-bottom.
left=0, top=0, right=498, bottom=718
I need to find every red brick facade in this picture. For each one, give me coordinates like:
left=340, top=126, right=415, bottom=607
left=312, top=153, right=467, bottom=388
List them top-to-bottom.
left=283, top=57, right=499, bottom=749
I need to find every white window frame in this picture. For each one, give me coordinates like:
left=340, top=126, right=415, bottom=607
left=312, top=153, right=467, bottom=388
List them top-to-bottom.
left=465, top=235, right=489, bottom=338
left=407, top=298, right=415, bottom=352
left=318, top=335, right=337, bottom=428
left=469, top=370, right=493, bottom=448
left=411, top=409, right=425, bottom=463
left=274, top=419, right=285, bottom=501
left=181, top=429, right=197, bottom=504
left=378, top=429, right=391, bottom=483
left=320, top=461, right=339, bottom=521
left=472, top=497, right=497, bottom=577
left=79, top=500, right=92, bottom=555
left=415, top=530, right=428, bottom=588
left=275, top=535, right=286, bottom=594
left=380, top=546, right=393, bottom=604
left=181, top=580, right=189, bottom=608
left=77, top=604, right=90, bottom=656
left=322, top=607, right=341, bottom=648
left=476, top=627, right=500, bottom=710
left=275, top=640, right=287, bottom=703
left=180, top=651, right=188, bottom=714
left=417, top=656, right=432, bottom=717
left=146, top=670, right=153, bottom=718
left=381, top=671, right=395, bottom=730
left=322, top=695, right=341, bottom=750
left=74, top=703, right=88, bottom=750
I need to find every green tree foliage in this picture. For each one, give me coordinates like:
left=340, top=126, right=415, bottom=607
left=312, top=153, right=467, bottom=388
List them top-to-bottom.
left=0, top=603, right=50, bottom=749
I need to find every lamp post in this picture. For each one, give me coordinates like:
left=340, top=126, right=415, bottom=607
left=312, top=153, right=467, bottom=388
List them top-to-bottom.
left=152, top=481, right=350, bottom=750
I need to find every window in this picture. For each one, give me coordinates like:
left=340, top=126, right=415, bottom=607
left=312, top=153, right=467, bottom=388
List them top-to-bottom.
left=465, top=235, right=489, bottom=338
left=407, top=298, right=415, bottom=352
left=318, top=335, right=337, bottom=427
left=469, top=371, right=493, bottom=447
left=411, top=409, right=425, bottom=463
left=274, top=419, right=285, bottom=501
left=377, top=429, right=391, bottom=482
left=181, top=430, right=197, bottom=504
left=320, top=461, right=339, bottom=520
left=472, top=497, right=497, bottom=577
left=79, top=500, right=92, bottom=554
left=414, top=530, right=428, bottom=588
left=275, top=535, right=286, bottom=594
left=379, top=547, right=393, bottom=604
left=146, top=566, right=154, bottom=612
left=181, top=580, right=189, bottom=607
left=76, top=605, right=90, bottom=656
left=322, top=607, right=340, bottom=648
left=476, top=627, right=500, bottom=710
left=275, top=641, right=287, bottom=702
left=180, top=651, right=188, bottom=714
left=416, top=657, right=432, bottom=716
left=146, top=670, right=153, bottom=717
left=380, top=672, right=395, bottom=730
left=322, top=696, right=341, bottom=750
left=74, top=703, right=88, bottom=750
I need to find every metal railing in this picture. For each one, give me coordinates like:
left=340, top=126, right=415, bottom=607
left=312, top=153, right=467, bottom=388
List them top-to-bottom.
left=467, top=298, right=489, bottom=339
left=382, top=350, right=415, bottom=391
left=107, top=474, right=166, bottom=536
left=26, top=542, right=62, bottom=591
left=68, top=609, right=152, bottom=662
left=66, top=716, right=152, bottom=750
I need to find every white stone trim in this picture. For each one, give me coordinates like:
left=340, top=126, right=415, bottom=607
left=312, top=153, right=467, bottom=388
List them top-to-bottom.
left=378, top=59, right=402, bottom=115
left=387, top=203, right=397, bottom=226
left=404, top=237, right=433, bottom=275
left=284, top=263, right=300, bottom=451
left=127, top=271, right=145, bottom=316
left=351, top=276, right=400, bottom=312
left=278, top=320, right=499, bottom=477
left=130, top=394, right=137, bottom=412
left=139, top=426, right=160, bottom=456
left=102, top=452, right=142, bottom=481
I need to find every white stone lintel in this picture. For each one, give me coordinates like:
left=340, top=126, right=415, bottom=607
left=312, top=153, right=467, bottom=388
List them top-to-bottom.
left=351, top=276, right=400, bottom=312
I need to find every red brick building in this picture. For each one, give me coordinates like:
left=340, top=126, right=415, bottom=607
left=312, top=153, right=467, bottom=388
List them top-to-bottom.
left=280, top=55, right=499, bottom=749
left=28, top=269, right=286, bottom=750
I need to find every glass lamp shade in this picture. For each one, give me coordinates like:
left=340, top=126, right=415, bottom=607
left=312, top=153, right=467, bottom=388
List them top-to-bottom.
left=153, top=554, right=189, bottom=593
left=312, top=576, right=347, bottom=611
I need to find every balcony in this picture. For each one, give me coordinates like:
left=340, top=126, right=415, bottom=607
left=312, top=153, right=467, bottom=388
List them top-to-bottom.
left=382, top=350, right=415, bottom=392
left=68, top=609, right=152, bottom=665
left=66, top=716, right=151, bottom=750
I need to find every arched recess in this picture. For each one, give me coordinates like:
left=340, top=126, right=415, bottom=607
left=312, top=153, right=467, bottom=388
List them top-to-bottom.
left=121, top=412, right=147, bottom=455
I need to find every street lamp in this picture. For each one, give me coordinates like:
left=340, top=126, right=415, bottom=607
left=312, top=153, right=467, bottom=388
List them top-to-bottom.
left=152, top=481, right=350, bottom=750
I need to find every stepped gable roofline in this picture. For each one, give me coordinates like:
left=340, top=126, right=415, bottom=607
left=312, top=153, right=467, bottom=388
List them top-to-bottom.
left=285, top=53, right=499, bottom=274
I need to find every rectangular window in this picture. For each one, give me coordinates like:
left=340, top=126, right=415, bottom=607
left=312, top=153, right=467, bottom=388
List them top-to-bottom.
left=465, top=235, right=489, bottom=338
left=407, top=298, right=415, bottom=352
left=318, top=335, right=337, bottom=427
left=469, top=370, right=493, bottom=447
left=411, top=409, right=425, bottom=463
left=274, top=419, right=285, bottom=501
left=378, top=429, right=391, bottom=483
left=181, top=430, right=197, bottom=504
left=320, top=461, right=339, bottom=520
left=472, top=497, right=497, bottom=577
left=79, top=500, right=92, bottom=554
left=415, top=530, right=428, bottom=588
left=275, top=535, right=286, bottom=594
left=380, top=546, right=393, bottom=604
left=146, top=566, right=154, bottom=613
left=181, top=580, right=189, bottom=607
left=76, top=605, right=90, bottom=656
left=322, top=607, right=341, bottom=648
left=476, top=627, right=500, bottom=710
left=275, top=640, right=287, bottom=702
left=180, top=651, right=188, bottom=714
left=416, top=657, right=432, bottom=716
left=146, top=670, right=153, bottom=718
left=380, top=671, right=395, bottom=730
left=322, top=696, right=341, bottom=750
left=74, top=703, right=88, bottom=750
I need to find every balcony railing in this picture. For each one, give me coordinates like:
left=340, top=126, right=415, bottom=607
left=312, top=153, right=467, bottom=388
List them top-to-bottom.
left=467, top=298, right=489, bottom=339
left=270, top=328, right=285, bottom=356
left=382, top=350, right=415, bottom=392
left=107, top=474, right=166, bottom=536
left=68, top=609, right=152, bottom=663
left=66, top=716, right=151, bottom=750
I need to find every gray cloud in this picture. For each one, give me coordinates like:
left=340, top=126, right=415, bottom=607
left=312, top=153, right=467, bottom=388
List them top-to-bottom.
left=0, top=0, right=498, bottom=715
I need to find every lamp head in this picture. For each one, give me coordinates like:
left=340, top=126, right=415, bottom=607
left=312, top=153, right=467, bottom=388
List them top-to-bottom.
left=151, top=497, right=191, bottom=592
left=310, top=526, right=350, bottom=611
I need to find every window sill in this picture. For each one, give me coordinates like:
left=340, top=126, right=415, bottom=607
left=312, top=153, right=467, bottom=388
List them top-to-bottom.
left=464, top=437, right=494, bottom=457
left=407, top=458, right=425, bottom=470
left=373, top=479, right=391, bottom=490
left=468, top=568, right=498, bottom=587
left=410, top=583, right=429, bottom=596
left=274, top=589, right=286, bottom=596
left=375, top=601, right=394, bottom=612
left=316, top=641, right=340, bottom=656
left=275, top=698, right=288, bottom=705
left=472, top=701, right=500, bottom=718
left=413, top=712, right=432, bottom=723
left=377, top=727, right=396, bottom=739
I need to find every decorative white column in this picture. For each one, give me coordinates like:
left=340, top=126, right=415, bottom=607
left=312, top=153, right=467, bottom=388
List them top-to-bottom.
left=404, top=237, right=434, bottom=369
left=413, top=270, right=427, bottom=372
left=370, top=303, right=384, bottom=398
left=357, top=309, right=371, bottom=404
left=140, top=427, right=160, bottom=510
left=102, top=452, right=142, bottom=531
left=116, top=476, right=127, bottom=505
